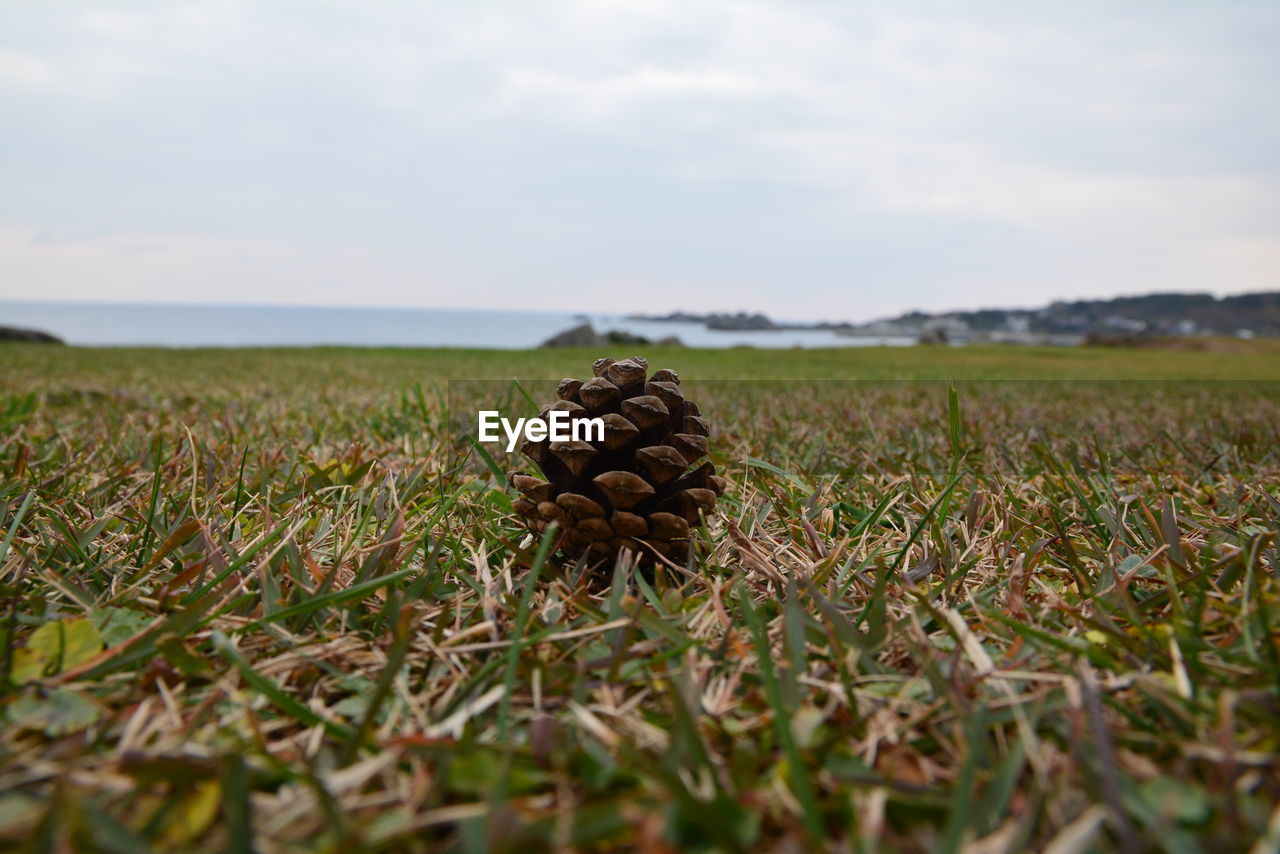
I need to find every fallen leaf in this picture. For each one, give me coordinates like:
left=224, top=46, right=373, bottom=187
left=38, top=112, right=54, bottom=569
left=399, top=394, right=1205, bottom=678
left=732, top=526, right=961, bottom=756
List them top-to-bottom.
left=12, top=618, right=104, bottom=682
left=8, top=689, right=101, bottom=736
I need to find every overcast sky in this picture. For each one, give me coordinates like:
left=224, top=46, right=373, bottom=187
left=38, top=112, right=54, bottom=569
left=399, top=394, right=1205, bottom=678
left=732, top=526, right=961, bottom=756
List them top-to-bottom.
left=2, top=1, right=1277, bottom=321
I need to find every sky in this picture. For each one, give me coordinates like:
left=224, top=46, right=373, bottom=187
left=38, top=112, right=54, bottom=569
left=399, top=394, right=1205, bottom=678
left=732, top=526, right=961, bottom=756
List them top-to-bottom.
left=1, top=1, right=1278, bottom=322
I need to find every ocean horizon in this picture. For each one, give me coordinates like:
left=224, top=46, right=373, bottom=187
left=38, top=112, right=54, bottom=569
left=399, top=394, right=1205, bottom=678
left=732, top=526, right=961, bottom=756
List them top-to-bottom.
left=0, top=301, right=913, bottom=350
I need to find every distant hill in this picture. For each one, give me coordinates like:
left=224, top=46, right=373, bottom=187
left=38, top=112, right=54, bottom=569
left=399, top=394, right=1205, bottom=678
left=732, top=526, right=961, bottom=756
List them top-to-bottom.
left=631, top=291, right=1280, bottom=345
left=869, top=291, right=1280, bottom=340
left=0, top=326, right=64, bottom=344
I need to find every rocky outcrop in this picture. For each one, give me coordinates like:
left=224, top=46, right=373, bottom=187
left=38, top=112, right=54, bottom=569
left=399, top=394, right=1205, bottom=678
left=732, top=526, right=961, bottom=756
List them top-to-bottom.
left=630, top=311, right=778, bottom=331
left=703, top=312, right=776, bottom=331
left=540, top=323, right=682, bottom=348
left=541, top=323, right=600, bottom=347
left=0, top=326, right=64, bottom=344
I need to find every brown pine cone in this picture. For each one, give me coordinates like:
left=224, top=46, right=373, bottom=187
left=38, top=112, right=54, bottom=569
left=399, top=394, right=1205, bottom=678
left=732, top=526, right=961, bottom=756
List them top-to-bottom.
left=509, top=357, right=726, bottom=565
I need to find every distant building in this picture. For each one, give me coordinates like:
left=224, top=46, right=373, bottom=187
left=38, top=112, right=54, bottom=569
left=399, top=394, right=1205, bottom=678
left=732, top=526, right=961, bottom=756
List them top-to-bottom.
left=1101, top=315, right=1146, bottom=333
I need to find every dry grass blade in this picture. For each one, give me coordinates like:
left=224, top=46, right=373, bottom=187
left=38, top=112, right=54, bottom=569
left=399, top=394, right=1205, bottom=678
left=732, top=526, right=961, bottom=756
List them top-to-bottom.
left=0, top=344, right=1278, bottom=851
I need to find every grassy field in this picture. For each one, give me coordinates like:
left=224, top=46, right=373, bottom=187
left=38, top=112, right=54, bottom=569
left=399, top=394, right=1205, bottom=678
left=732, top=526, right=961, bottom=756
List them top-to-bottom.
left=1, top=342, right=1278, bottom=852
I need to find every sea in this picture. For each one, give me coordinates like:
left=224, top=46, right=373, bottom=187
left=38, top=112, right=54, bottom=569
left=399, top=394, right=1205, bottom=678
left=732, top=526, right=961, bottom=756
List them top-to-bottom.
left=0, top=301, right=913, bottom=349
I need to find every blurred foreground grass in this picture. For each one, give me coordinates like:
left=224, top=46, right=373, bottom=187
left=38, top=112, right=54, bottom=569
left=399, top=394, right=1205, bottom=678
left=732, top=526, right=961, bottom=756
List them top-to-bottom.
left=1, top=343, right=1278, bottom=852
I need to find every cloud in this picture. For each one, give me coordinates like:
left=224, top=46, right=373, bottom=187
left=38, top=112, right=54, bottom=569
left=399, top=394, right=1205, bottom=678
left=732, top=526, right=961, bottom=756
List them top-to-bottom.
left=1, top=1, right=1277, bottom=320
left=0, top=227, right=485, bottom=308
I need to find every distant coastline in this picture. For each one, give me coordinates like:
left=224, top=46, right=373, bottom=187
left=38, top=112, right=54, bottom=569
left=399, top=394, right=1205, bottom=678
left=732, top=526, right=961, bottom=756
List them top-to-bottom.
left=5, top=290, right=1271, bottom=349
left=629, top=291, right=1279, bottom=345
left=0, top=301, right=909, bottom=350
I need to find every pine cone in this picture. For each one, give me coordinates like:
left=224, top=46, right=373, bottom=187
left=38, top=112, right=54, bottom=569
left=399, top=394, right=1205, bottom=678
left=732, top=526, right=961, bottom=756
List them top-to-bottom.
left=509, top=356, right=726, bottom=565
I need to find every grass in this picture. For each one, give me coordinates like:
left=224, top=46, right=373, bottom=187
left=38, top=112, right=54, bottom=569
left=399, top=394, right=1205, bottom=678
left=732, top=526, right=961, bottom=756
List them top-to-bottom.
left=1, top=342, right=1278, bottom=852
